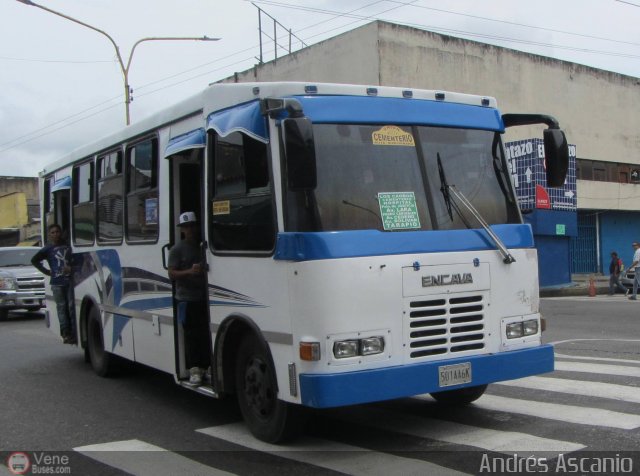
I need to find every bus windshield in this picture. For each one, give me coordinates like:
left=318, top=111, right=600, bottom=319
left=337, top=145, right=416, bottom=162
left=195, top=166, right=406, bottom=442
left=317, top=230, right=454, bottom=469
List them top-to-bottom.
left=285, top=123, right=520, bottom=232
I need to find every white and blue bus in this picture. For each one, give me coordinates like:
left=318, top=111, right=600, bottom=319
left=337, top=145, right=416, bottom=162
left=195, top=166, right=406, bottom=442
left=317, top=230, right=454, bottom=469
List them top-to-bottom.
left=40, top=82, right=568, bottom=442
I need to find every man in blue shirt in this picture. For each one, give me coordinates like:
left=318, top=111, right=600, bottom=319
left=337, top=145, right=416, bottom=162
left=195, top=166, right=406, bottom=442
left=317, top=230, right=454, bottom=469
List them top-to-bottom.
left=31, top=224, right=76, bottom=344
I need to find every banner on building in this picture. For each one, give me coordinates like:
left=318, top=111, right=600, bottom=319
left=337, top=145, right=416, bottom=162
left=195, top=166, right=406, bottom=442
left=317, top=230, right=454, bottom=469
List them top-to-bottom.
left=505, top=138, right=576, bottom=211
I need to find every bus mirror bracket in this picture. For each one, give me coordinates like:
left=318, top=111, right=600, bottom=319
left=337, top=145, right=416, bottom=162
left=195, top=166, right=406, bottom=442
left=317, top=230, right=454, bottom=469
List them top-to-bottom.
left=261, top=97, right=304, bottom=119
left=502, top=113, right=569, bottom=188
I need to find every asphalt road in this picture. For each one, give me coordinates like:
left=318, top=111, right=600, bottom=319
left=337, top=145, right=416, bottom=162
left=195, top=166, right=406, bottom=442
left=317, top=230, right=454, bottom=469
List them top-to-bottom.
left=1, top=296, right=639, bottom=475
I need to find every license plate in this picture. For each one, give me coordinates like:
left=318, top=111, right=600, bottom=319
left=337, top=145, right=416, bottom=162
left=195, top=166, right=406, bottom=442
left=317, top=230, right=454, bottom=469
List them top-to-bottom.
left=438, top=362, right=472, bottom=387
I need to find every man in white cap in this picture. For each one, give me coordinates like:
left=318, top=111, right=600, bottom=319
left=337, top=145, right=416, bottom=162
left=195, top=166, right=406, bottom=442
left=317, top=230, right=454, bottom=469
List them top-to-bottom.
left=168, top=211, right=211, bottom=385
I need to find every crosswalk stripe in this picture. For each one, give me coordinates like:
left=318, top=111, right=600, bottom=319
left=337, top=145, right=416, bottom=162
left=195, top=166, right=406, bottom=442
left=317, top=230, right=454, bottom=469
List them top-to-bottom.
left=555, top=352, right=640, bottom=365
left=555, top=360, right=640, bottom=378
left=496, top=376, right=640, bottom=403
left=469, top=394, right=640, bottom=429
left=347, top=404, right=584, bottom=456
left=197, top=423, right=470, bottom=476
left=74, top=439, right=235, bottom=476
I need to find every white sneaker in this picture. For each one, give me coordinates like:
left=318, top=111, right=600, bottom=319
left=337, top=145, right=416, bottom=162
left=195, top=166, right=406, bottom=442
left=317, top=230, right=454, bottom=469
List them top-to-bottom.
left=189, top=367, right=203, bottom=385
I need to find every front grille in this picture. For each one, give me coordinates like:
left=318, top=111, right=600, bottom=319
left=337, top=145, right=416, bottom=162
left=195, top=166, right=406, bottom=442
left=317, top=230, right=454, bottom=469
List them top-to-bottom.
left=16, top=276, right=46, bottom=295
left=407, top=294, right=486, bottom=359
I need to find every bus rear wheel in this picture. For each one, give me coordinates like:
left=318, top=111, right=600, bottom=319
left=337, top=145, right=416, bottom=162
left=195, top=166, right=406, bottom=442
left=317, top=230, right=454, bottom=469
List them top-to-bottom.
left=87, top=306, right=114, bottom=377
left=235, top=334, right=303, bottom=443
left=430, top=384, right=488, bottom=406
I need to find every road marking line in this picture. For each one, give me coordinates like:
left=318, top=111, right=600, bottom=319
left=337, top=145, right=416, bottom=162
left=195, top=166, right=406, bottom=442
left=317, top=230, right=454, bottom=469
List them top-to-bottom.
left=555, top=360, right=640, bottom=378
left=496, top=376, right=640, bottom=403
left=467, top=394, right=640, bottom=429
left=328, top=405, right=584, bottom=456
left=197, top=423, right=470, bottom=476
left=74, top=439, right=234, bottom=476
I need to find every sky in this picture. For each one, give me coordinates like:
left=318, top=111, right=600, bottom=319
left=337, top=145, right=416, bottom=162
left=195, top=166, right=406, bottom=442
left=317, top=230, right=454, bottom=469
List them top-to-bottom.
left=1, top=0, right=639, bottom=177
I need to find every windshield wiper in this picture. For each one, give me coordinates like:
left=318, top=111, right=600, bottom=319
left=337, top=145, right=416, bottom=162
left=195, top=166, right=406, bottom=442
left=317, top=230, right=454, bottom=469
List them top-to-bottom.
left=437, top=153, right=515, bottom=264
left=437, top=153, right=472, bottom=229
left=437, top=153, right=453, bottom=222
left=342, top=199, right=382, bottom=227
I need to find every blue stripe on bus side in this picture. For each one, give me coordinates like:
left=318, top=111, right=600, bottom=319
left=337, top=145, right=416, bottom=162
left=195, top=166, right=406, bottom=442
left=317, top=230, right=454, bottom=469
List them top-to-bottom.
left=274, top=224, right=534, bottom=261
left=299, top=344, right=554, bottom=408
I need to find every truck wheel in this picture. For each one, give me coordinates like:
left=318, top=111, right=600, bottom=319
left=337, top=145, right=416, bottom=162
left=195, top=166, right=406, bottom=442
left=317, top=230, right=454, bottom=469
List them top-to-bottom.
left=87, top=306, right=114, bottom=377
left=0, top=309, right=8, bottom=322
left=235, top=334, right=303, bottom=443
left=430, top=384, right=488, bottom=406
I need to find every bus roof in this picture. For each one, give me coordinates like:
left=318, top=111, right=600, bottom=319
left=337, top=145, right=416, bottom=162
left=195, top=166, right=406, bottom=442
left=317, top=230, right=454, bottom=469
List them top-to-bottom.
left=41, top=81, right=498, bottom=176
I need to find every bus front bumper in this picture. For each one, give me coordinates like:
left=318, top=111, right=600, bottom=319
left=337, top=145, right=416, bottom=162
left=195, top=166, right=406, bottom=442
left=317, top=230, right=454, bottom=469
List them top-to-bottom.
left=299, top=344, right=554, bottom=408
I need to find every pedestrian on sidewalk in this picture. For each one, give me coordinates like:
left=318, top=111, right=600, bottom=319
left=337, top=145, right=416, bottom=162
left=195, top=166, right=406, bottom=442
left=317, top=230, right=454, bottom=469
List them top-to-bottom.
left=628, top=242, right=640, bottom=300
left=608, top=251, right=627, bottom=295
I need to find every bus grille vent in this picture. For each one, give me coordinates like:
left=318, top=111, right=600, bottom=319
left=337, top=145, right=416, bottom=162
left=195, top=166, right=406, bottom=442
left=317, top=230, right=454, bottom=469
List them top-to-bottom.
left=407, top=294, right=485, bottom=359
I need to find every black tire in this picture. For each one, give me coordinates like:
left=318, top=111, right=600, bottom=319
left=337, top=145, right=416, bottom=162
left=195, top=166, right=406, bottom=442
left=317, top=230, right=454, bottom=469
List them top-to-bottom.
left=87, top=306, right=114, bottom=377
left=0, top=309, right=8, bottom=322
left=235, top=334, right=304, bottom=443
left=430, top=384, right=488, bottom=406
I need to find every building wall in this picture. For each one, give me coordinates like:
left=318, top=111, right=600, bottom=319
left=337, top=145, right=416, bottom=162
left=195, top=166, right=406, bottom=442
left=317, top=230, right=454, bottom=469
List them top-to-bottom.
left=224, top=22, right=381, bottom=85
left=0, top=176, right=38, bottom=199
left=0, top=177, right=40, bottom=244
left=0, top=193, right=28, bottom=228
left=600, top=211, right=637, bottom=272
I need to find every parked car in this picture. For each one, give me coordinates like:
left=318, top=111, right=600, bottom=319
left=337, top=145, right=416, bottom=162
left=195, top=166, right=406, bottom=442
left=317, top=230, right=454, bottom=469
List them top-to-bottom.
left=0, top=246, right=46, bottom=321
left=621, top=268, right=635, bottom=292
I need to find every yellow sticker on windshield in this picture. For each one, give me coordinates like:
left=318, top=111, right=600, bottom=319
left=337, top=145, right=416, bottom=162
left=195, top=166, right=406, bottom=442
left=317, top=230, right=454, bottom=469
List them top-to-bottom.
left=372, top=126, right=415, bottom=147
left=212, top=200, right=230, bottom=216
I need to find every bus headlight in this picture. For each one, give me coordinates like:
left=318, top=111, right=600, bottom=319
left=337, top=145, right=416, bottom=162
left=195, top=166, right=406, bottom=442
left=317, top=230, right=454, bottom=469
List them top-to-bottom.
left=506, top=319, right=539, bottom=339
left=523, top=319, right=539, bottom=336
left=360, top=336, right=385, bottom=355
left=333, top=337, right=385, bottom=358
left=333, top=340, right=359, bottom=359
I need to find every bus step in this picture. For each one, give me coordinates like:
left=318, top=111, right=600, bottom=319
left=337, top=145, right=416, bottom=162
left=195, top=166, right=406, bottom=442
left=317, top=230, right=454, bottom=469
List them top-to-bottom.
left=179, top=381, right=219, bottom=398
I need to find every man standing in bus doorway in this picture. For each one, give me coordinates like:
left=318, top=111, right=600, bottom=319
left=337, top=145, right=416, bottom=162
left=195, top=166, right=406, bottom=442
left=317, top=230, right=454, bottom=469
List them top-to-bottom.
left=168, top=212, right=211, bottom=385
left=31, top=224, right=76, bottom=344
left=628, top=242, right=640, bottom=300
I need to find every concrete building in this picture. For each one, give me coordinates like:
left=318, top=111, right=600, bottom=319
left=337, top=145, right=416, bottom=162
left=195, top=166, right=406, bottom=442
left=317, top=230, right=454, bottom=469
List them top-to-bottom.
left=222, top=20, right=640, bottom=281
left=0, top=177, right=40, bottom=245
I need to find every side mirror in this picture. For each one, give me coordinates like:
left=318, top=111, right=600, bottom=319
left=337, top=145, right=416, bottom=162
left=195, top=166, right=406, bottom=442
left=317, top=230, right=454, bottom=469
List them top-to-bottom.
left=283, top=117, right=317, bottom=191
left=543, top=128, right=569, bottom=187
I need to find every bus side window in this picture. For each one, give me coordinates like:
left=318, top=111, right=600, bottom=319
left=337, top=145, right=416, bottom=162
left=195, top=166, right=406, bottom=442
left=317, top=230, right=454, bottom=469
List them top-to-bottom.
left=209, top=131, right=274, bottom=252
left=125, top=137, right=159, bottom=243
left=97, top=150, right=124, bottom=245
left=72, top=160, right=95, bottom=245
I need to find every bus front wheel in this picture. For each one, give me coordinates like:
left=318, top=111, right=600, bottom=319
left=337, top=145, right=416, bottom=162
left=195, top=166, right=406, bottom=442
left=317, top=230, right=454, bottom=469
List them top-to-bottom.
left=87, top=306, right=114, bottom=377
left=235, top=334, right=303, bottom=443
left=430, top=384, right=488, bottom=406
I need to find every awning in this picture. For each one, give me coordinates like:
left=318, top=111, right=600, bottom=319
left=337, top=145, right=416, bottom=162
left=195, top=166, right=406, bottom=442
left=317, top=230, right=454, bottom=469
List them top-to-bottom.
left=207, top=100, right=268, bottom=143
left=165, top=128, right=206, bottom=157
left=51, top=175, right=71, bottom=192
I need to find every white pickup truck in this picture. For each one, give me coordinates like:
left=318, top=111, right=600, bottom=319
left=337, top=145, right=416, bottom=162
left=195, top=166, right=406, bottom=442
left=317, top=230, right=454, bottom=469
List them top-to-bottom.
left=0, top=246, right=46, bottom=321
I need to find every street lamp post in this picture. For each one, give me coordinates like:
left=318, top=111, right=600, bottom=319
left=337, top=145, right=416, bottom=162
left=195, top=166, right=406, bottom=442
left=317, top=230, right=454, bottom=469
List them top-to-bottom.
left=16, top=0, right=219, bottom=125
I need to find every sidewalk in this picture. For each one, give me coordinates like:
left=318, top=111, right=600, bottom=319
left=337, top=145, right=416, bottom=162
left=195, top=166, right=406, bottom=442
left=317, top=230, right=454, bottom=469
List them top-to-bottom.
left=540, top=274, right=627, bottom=298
